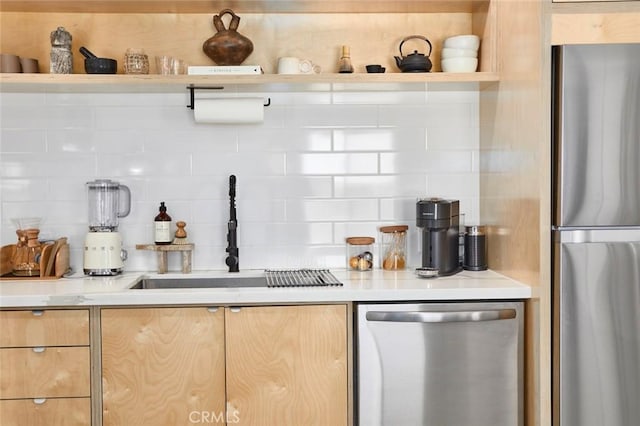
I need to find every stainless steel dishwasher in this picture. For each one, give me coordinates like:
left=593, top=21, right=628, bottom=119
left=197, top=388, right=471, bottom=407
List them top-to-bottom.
left=356, top=301, right=523, bottom=426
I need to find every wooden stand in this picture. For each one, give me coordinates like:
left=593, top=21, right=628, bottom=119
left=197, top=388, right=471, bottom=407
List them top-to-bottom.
left=135, top=244, right=194, bottom=274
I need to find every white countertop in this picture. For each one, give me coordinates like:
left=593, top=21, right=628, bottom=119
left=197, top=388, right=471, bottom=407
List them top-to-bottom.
left=0, top=269, right=531, bottom=308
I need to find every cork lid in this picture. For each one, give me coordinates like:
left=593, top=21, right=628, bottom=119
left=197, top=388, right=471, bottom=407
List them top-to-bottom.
left=379, top=225, right=408, bottom=233
left=346, top=236, right=375, bottom=245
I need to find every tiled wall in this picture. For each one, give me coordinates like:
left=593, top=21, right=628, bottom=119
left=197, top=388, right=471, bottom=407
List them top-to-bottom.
left=0, top=86, right=479, bottom=272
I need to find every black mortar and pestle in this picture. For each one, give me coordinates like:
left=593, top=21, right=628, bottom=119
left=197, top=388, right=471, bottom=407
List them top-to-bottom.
left=80, top=46, right=117, bottom=74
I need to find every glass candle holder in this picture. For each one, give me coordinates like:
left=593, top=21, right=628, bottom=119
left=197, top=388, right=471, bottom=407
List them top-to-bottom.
left=124, top=48, right=149, bottom=74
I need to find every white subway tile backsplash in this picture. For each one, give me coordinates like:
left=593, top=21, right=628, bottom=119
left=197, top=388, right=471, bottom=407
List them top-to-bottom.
left=1, top=88, right=482, bottom=271
left=332, top=91, right=426, bottom=105
left=0, top=92, right=46, bottom=106
left=379, top=103, right=475, bottom=128
left=1, top=105, right=94, bottom=129
left=285, top=105, right=378, bottom=128
left=95, top=106, right=188, bottom=130
left=426, top=126, right=478, bottom=150
left=140, top=128, right=239, bottom=153
left=238, top=128, right=332, bottom=152
left=333, top=128, right=426, bottom=152
left=0, top=129, right=47, bottom=152
left=380, top=151, right=473, bottom=174
left=96, top=152, right=192, bottom=177
left=192, top=152, right=286, bottom=176
left=0, top=153, right=96, bottom=178
left=287, top=153, right=378, bottom=175
left=427, top=173, right=480, bottom=198
left=334, top=175, right=427, bottom=198
left=237, top=176, right=334, bottom=200
left=0, top=178, right=48, bottom=202
left=380, top=198, right=423, bottom=222
left=287, top=199, right=379, bottom=222
left=333, top=222, right=381, bottom=244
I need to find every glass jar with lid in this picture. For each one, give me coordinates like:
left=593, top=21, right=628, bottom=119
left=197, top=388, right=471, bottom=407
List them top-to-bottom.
left=379, top=225, right=408, bottom=270
left=346, top=237, right=374, bottom=271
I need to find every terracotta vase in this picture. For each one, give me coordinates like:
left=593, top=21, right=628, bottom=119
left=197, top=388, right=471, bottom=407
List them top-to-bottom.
left=203, top=9, right=254, bottom=66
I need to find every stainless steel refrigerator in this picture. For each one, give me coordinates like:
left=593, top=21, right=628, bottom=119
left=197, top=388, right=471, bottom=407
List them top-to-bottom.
left=552, top=43, right=640, bottom=426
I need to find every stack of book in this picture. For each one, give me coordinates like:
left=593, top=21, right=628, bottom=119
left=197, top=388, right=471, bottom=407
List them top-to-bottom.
left=187, top=65, right=263, bottom=75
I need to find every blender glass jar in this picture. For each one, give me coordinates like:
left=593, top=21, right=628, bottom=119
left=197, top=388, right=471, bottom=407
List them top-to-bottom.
left=87, top=179, right=131, bottom=231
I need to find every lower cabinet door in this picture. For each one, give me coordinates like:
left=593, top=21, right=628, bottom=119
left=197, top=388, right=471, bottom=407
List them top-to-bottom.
left=225, top=305, right=348, bottom=426
left=101, top=307, right=226, bottom=426
left=0, top=347, right=90, bottom=399
left=0, top=397, right=90, bottom=426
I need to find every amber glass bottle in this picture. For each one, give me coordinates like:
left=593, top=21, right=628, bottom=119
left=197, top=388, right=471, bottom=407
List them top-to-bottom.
left=154, top=202, right=172, bottom=245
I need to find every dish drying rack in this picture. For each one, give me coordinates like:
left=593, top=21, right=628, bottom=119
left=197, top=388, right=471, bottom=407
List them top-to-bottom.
left=265, top=269, right=342, bottom=287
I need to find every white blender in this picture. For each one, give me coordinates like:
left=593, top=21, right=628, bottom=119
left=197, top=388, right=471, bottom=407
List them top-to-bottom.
left=83, top=179, right=131, bottom=276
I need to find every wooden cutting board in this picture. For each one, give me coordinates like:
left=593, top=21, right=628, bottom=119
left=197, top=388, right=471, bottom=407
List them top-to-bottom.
left=0, top=241, right=67, bottom=280
left=54, top=242, right=70, bottom=278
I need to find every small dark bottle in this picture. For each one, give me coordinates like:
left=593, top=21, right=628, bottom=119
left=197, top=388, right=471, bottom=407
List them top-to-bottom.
left=154, top=202, right=172, bottom=245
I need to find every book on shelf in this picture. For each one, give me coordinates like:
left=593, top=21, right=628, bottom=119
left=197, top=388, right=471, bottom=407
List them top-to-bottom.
left=187, top=65, right=264, bottom=75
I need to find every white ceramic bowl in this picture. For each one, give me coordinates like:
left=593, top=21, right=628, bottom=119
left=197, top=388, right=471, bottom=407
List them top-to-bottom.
left=443, top=35, right=480, bottom=51
left=441, top=47, right=478, bottom=59
left=441, top=57, right=478, bottom=73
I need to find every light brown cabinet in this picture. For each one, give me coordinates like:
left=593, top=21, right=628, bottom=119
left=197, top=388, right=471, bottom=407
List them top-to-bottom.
left=0, top=0, right=499, bottom=91
left=551, top=0, right=640, bottom=44
left=100, top=304, right=348, bottom=426
left=226, top=305, right=348, bottom=426
left=101, top=307, right=226, bottom=426
left=0, top=309, right=91, bottom=426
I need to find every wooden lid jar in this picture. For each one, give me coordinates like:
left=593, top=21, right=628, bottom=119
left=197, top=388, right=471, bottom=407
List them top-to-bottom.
left=346, top=236, right=374, bottom=271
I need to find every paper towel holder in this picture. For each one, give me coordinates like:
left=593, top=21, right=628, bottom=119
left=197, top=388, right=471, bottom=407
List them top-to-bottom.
left=186, top=85, right=271, bottom=110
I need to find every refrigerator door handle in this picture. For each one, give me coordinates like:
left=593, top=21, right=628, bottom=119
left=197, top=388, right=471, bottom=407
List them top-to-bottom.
left=366, top=309, right=517, bottom=323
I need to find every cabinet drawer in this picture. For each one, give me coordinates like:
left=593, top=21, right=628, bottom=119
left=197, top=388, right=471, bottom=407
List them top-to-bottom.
left=0, top=309, right=89, bottom=347
left=0, top=347, right=90, bottom=399
left=0, top=397, right=90, bottom=426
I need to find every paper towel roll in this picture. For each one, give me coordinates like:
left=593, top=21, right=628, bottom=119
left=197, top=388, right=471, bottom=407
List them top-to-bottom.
left=194, top=98, right=264, bottom=124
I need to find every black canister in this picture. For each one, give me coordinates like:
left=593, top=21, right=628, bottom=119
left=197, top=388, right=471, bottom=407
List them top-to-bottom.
left=463, top=225, right=487, bottom=271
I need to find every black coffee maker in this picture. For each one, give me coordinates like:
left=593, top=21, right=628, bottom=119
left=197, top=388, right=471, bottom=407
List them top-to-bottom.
left=416, top=198, right=461, bottom=276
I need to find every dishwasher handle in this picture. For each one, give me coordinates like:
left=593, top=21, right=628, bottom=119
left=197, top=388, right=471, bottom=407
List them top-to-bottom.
left=366, top=309, right=517, bottom=323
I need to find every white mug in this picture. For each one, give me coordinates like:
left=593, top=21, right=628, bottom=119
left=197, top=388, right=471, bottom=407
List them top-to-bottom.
left=277, top=57, right=320, bottom=74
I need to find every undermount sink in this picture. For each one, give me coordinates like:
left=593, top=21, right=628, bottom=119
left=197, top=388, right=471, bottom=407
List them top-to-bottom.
left=129, top=270, right=342, bottom=290
left=130, top=276, right=267, bottom=290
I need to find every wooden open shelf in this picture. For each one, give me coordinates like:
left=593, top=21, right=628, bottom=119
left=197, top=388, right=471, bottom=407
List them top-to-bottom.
left=0, top=0, right=487, bottom=14
left=0, top=71, right=499, bottom=92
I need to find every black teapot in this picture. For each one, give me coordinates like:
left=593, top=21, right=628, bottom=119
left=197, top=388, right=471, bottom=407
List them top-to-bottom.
left=394, top=35, right=433, bottom=73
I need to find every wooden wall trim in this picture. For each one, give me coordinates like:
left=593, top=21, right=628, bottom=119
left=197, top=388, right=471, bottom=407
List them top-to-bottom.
left=552, top=12, right=640, bottom=44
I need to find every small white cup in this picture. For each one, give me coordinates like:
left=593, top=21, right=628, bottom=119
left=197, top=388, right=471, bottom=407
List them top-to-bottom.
left=277, top=57, right=320, bottom=75
left=277, top=57, right=302, bottom=74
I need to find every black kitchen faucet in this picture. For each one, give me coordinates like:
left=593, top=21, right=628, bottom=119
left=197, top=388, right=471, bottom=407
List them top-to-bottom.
left=225, top=174, right=239, bottom=272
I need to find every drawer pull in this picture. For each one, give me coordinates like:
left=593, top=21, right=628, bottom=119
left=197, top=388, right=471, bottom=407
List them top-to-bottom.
left=206, top=307, right=219, bottom=313
left=230, top=307, right=241, bottom=313
left=31, top=310, right=44, bottom=316
left=32, top=347, right=46, bottom=353
left=33, top=398, right=47, bottom=405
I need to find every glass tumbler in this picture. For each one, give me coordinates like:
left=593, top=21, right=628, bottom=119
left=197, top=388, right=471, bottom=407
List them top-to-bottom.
left=124, top=48, right=149, bottom=74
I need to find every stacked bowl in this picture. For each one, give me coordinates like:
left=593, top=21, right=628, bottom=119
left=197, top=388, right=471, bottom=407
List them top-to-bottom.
left=441, top=35, right=479, bottom=73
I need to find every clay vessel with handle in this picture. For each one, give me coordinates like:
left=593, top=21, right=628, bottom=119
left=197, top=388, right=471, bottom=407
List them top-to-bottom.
left=203, top=9, right=254, bottom=65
